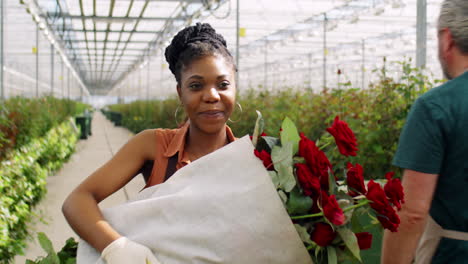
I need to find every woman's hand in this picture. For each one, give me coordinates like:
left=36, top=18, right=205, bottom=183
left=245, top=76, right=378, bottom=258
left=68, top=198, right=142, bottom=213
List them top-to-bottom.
left=101, top=237, right=162, bottom=264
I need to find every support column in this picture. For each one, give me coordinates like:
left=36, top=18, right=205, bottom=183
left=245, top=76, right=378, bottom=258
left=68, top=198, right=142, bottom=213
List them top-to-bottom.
left=0, top=0, right=4, bottom=100
left=235, top=0, right=240, bottom=90
left=416, top=0, right=427, bottom=68
left=323, top=13, right=328, bottom=89
left=36, top=25, right=39, bottom=97
left=361, top=39, right=365, bottom=89
left=264, top=40, right=268, bottom=90
left=51, top=44, right=54, bottom=96
left=160, top=53, right=163, bottom=95
left=308, top=53, right=312, bottom=90
left=61, top=58, right=64, bottom=98
left=147, top=60, right=150, bottom=99
left=67, top=67, right=70, bottom=99
left=138, top=68, right=142, bottom=99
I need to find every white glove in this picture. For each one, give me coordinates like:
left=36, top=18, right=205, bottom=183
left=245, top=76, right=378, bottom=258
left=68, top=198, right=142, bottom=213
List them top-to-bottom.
left=101, top=237, right=161, bottom=264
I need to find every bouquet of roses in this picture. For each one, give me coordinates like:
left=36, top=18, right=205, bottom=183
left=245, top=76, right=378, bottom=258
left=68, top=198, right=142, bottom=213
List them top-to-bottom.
left=251, top=112, right=404, bottom=263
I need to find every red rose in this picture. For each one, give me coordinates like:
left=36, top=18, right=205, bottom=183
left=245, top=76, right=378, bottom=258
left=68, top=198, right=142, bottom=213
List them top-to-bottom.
left=326, top=116, right=358, bottom=157
left=298, top=133, right=332, bottom=188
left=254, top=149, right=274, bottom=170
left=346, top=162, right=366, bottom=196
left=295, top=163, right=320, bottom=198
left=384, top=172, right=405, bottom=210
left=366, top=180, right=400, bottom=232
left=322, top=194, right=345, bottom=226
left=376, top=207, right=400, bottom=232
left=310, top=222, right=336, bottom=247
left=355, top=232, right=372, bottom=250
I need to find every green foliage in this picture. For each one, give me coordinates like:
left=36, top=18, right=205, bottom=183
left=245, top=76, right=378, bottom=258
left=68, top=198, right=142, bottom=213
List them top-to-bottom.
left=106, top=60, right=443, bottom=179
left=0, top=97, right=89, bottom=163
left=106, top=97, right=180, bottom=133
left=0, top=120, right=78, bottom=263
left=26, top=233, right=78, bottom=264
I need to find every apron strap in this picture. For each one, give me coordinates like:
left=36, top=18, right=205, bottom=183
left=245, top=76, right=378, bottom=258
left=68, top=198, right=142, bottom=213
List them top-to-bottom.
left=415, top=216, right=468, bottom=264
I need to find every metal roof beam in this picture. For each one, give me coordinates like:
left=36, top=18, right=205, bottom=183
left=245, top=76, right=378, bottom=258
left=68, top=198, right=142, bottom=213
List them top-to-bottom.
left=128, top=0, right=202, bottom=2
left=46, top=13, right=187, bottom=22
left=61, top=29, right=162, bottom=34
left=65, top=40, right=149, bottom=44
left=74, top=48, right=146, bottom=52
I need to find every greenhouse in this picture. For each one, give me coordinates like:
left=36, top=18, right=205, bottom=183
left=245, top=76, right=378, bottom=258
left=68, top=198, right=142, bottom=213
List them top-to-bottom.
left=1, top=0, right=466, bottom=263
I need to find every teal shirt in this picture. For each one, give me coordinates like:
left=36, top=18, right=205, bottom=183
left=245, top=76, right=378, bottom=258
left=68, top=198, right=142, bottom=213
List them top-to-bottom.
left=393, top=72, right=468, bottom=263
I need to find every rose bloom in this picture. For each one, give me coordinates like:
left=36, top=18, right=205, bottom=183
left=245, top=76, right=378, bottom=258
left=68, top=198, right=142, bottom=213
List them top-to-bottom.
left=326, top=116, right=358, bottom=157
left=298, top=133, right=332, bottom=188
left=254, top=149, right=274, bottom=170
left=346, top=162, right=366, bottom=196
left=295, top=163, right=320, bottom=198
left=384, top=172, right=405, bottom=210
left=366, top=180, right=400, bottom=232
left=321, top=193, right=345, bottom=226
left=376, top=206, right=400, bottom=232
left=310, top=222, right=336, bottom=247
left=355, top=232, right=373, bottom=250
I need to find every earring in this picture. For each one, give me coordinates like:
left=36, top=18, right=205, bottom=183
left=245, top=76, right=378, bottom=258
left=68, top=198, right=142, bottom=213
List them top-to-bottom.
left=228, top=102, right=243, bottom=123
left=174, top=104, right=185, bottom=127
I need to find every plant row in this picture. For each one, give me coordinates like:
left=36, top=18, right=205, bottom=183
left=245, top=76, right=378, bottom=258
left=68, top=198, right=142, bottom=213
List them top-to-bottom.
left=106, top=61, right=443, bottom=179
left=0, top=97, right=90, bottom=163
left=0, top=119, right=79, bottom=263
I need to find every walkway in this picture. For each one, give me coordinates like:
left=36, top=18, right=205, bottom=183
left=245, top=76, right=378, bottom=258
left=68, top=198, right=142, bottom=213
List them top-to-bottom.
left=14, top=112, right=145, bottom=263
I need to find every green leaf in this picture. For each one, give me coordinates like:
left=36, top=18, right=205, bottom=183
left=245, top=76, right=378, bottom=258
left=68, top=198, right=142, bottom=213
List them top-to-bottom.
left=252, top=110, right=264, bottom=147
left=280, top=117, right=301, bottom=155
left=271, top=141, right=293, bottom=167
left=271, top=141, right=295, bottom=192
left=276, top=164, right=296, bottom=192
left=268, top=171, right=280, bottom=189
left=286, top=187, right=313, bottom=215
left=350, top=206, right=366, bottom=232
left=294, top=224, right=314, bottom=245
left=337, top=228, right=362, bottom=262
left=37, top=232, right=60, bottom=264
left=38, top=232, right=55, bottom=255
left=315, top=246, right=322, bottom=258
left=327, top=246, right=338, bottom=264
left=336, top=246, right=356, bottom=262
left=65, top=258, right=76, bottom=264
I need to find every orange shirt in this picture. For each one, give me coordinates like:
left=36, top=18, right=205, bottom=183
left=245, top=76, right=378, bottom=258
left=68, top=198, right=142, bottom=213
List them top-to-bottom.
left=144, top=122, right=236, bottom=188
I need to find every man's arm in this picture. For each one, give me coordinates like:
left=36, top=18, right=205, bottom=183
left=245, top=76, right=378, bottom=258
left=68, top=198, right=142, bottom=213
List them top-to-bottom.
left=381, top=169, right=438, bottom=264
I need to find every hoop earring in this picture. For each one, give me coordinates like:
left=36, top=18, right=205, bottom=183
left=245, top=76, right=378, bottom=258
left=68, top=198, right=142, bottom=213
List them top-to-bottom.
left=228, top=102, right=243, bottom=123
left=174, top=104, right=184, bottom=127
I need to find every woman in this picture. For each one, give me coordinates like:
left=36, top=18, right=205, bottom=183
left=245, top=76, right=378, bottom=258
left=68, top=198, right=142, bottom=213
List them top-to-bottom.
left=62, top=23, right=238, bottom=264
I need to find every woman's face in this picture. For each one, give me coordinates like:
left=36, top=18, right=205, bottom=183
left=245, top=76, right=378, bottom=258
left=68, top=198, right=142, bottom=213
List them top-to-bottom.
left=178, top=54, right=236, bottom=134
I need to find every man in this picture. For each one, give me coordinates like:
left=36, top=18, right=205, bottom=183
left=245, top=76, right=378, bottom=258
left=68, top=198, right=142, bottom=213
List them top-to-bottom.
left=381, top=1, right=468, bottom=263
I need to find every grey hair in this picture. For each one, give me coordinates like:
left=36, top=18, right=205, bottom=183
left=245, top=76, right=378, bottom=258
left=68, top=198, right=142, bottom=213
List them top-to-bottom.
left=438, top=0, right=468, bottom=54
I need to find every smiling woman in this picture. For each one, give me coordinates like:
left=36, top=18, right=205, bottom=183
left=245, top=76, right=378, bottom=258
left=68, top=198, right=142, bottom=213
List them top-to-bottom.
left=62, top=23, right=239, bottom=264
left=178, top=56, right=236, bottom=135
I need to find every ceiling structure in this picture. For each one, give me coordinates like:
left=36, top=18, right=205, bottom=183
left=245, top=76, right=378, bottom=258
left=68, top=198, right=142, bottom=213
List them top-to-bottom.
left=15, top=0, right=444, bottom=97
left=23, top=0, right=227, bottom=95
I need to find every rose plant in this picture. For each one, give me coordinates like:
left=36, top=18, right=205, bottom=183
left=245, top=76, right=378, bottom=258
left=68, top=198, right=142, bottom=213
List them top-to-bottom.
left=251, top=111, right=404, bottom=263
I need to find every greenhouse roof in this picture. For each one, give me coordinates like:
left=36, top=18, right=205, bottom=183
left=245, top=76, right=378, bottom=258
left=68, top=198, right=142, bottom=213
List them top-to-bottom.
left=12, top=0, right=444, bottom=96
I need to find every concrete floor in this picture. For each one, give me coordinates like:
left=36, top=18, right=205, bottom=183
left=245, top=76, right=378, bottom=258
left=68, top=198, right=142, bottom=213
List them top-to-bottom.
left=14, top=112, right=145, bottom=263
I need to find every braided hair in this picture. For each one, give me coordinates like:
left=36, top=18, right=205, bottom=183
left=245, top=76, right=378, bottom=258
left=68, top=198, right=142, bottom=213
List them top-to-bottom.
left=164, top=23, right=236, bottom=84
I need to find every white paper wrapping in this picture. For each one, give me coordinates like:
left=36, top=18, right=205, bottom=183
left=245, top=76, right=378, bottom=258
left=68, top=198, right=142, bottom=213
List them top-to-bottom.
left=77, top=136, right=313, bottom=264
